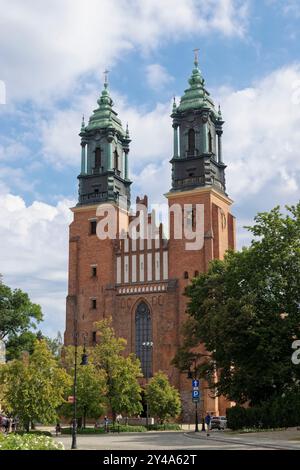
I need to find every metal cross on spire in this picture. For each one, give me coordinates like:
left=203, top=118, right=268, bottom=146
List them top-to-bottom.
left=193, top=48, right=200, bottom=68
left=104, top=69, right=110, bottom=87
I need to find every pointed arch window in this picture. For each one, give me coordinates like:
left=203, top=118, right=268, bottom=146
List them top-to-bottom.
left=188, top=129, right=195, bottom=156
left=94, top=148, right=102, bottom=172
left=135, top=301, right=152, bottom=378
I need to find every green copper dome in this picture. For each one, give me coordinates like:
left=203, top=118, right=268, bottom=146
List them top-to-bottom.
left=177, top=60, right=216, bottom=115
left=85, top=82, right=125, bottom=136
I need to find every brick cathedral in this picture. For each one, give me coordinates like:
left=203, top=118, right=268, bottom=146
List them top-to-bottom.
left=64, top=56, right=236, bottom=420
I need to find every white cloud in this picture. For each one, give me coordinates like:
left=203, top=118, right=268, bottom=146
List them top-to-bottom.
left=0, top=0, right=249, bottom=103
left=146, top=64, right=174, bottom=91
left=216, top=64, right=300, bottom=202
left=39, top=86, right=173, bottom=170
left=0, top=193, right=73, bottom=336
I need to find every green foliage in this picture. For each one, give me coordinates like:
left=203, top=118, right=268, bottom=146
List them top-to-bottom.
left=174, top=204, right=300, bottom=406
left=0, top=282, right=42, bottom=341
left=91, top=318, right=143, bottom=420
left=5, top=330, right=63, bottom=361
left=5, top=330, right=41, bottom=360
left=0, top=339, right=71, bottom=430
left=60, top=349, right=106, bottom=427
left=145, top=371, right=181, bottom=424
left=227, top=390, right=300, bottom=430
left=147, top=423, right=181, bottom=431
left=60, top=424, right=147, bottom=434
left=109, top=424, right=146, bottom=432
left=61, top=427, right=105, bottom=434
left=15, top=430, right=53, bottom=437
left=0, top=433, right=64, bottom=450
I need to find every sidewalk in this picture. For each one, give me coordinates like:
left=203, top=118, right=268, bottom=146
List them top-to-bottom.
left=184, top=427, right=300, bottom=450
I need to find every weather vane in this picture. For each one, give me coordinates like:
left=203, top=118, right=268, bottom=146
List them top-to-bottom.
left=193, top=48, right=199, bottom=67
left=104, top=69, right=110, bottom=86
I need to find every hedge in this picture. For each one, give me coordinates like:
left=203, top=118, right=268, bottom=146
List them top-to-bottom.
left=226, top=392, right=300, bottom=430
left=61, top=424, right=147, bottom=434
left=146, top=424, right=181, bottom=431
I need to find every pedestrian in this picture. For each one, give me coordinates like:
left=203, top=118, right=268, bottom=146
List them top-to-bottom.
left=205, top=412, right=211, bottom=436
left=116, top=414, right=122, bottom=425
left=104, top=416, right=109, bottom=432
left=4, top=417, right=10, bottom=434
left=11, top=417, right=16, bottom=433
left=55, top=422, right=61, bottom=436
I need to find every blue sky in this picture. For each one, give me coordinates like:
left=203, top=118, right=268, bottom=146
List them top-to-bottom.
left=0, top=0, right=300, bottom=337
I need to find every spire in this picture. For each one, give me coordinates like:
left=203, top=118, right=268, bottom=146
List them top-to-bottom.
left=193, top=48, right=199, bottom=69
left=176, top=50, right=215, bottom=114
left=104, top=69, right=110, bottom=89
left=85, top=70, right=125, bottom=136
left=172, top=96, right=177, bottom=113
left=218, top=104, right=222, bottom=120
left=81, top=114, right=85, bottom=130
left=126, top=122, right=130, bottom=139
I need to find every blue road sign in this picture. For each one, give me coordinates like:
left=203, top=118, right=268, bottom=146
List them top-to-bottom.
left=192, top=379, right=199, bottom=388
left=192, top=389, right=200, bottom=399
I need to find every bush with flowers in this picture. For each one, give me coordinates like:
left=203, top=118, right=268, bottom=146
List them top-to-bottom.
left=0, top=433, right=64, bottom=450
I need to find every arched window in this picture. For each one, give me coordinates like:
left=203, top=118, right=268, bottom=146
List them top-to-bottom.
left=188, top=129, right=195, bottom=155
left=208, top=130, right=213, bottom=153
left=94, top=148, right=102, bottom=171
left=113, top=150, right=119, bottom=171
left=184, top=271, right=189, bottom=279
left=135, top=301, right=152, bottom=378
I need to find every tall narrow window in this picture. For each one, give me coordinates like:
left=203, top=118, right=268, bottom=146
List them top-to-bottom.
left=188, top=129, right=195, bottom=155
left=208, top=130, right=213, bottom=153
left=94, top=148, right=101, bottom=171
left=113, top=150, right=119, bottom=171
left=90, top=220, right=97, bottom=235
left=135, top=302, right=152, bottom=378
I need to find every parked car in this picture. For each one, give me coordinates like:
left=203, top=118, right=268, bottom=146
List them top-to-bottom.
left=210, top=416, right=227, bottom=430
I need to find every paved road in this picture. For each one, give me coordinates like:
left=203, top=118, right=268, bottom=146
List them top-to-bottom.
left=55, top=431, right=293, bottom=450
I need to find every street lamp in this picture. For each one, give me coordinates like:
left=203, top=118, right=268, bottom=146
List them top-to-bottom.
left=71, top=331, right=88, bottom=450
left=142, top=341, right=153, bottom=427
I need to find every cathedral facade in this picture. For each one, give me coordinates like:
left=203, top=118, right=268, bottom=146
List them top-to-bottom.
left=64, top=57, right=236, bottom=420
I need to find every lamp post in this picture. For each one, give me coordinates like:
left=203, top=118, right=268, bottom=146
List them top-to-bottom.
left=71, top=332, right=88, bottom=450
left=142, top=341, right=153, bottom=428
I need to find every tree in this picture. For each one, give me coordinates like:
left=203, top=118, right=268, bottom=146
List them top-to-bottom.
left=174, top=204, right=300, bottom=406
left=0, top=282, right=42, bottom=341
left=91, top=318, right=143, bottom=421
left=5, top=330, right=63, bottom=361
left=0, top=339, right=71, bottom=431
left=61, top=346, right=106, bottom=428
left=145, top=372, right=181, bottom=424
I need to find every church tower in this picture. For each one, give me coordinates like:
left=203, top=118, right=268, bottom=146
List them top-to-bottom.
left=170, top=52, right=225, bottom=193
left=167, top=53, right=236, bottom=417
left=78, top=74, right=131, bottom=209
left=64, top=77, right=131, bottom=348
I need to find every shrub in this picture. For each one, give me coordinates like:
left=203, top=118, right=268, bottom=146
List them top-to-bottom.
left=227, top=391, right=300, bottom=430
left=147, top=423, right=181, bottom=431
left=60, top=424, right=147, bottom=434
left=15, top=430, right=53, bottom=437
left=0, top=433, right=64, bottom=450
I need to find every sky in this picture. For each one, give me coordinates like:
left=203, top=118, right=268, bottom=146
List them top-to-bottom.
left=0, top=0, right=300, bottom=338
